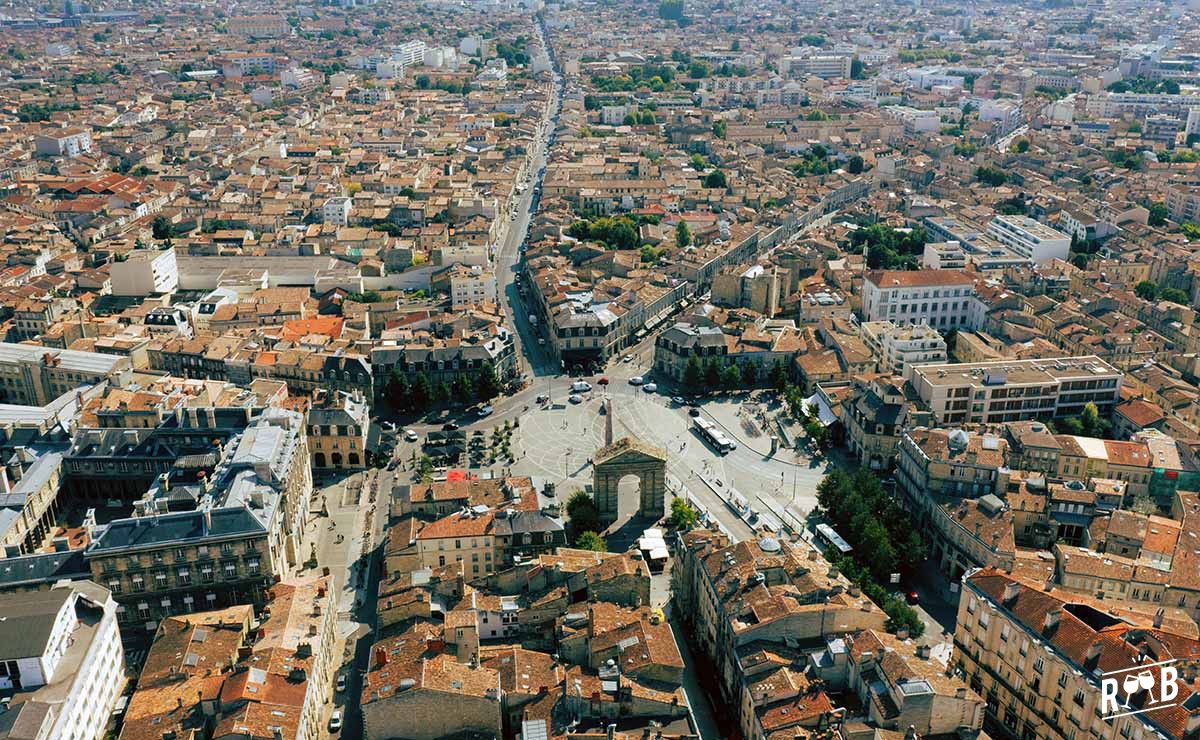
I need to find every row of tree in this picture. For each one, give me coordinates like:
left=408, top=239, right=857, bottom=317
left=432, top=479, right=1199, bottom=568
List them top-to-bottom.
left=680, top=356, right=791, bottom=393
left=382, top=363, right=502, bottom=414
left=815, top=467, right=927, bottom=637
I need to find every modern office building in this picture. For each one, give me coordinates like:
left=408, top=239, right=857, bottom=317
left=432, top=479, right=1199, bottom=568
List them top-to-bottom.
left=986, top=215, right=1071, bottom=265
left=910, top=356, right=1122, bottom=425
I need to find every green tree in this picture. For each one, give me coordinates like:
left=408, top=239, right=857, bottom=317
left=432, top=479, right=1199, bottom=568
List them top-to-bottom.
left=806, top=109, right=828, bottom=121
left=638, top=110, right=656, bottom=125
left=623, top=112, right=637, bottom=126
left=712, top=120, right=727, bottom=138
left=689, top=153, right=707, bottom=171
left=846, top=155, right=864, bottom=174
left=975, top=166, right=1007, bottom=186
left=702, top=170, right=727, bottom=189
left=1147, top=203, right=1168, bottom=227
left=152, top=216, right=176, bottom=240
left=674, top=220, right=692, bottom=249
left=1071, top=253, right=1089, bottom=269
left=1135, top=280, right=1158, bottom=301
left=1162, top=287, right=1191, bottom=304
left=683, top=356, right=703, bottom=391
left=703, top=358, right=721, bottom=388
left=768, top=360, right=788, bottom=393
left=740, top=361, right=758, bottom=387
left=476, top=362, right=501, bottom=401
left=720, top=364, right=742, bottom=390
left=388, top=371, right=411, bottom=410
left=410, top=374, right=431, bottom=412
left=452, top=375, right=473, bottom=402
left=433, top=380, right=452, bottom=405
left=1081, top=402, right=1100, bottom=434
left=417, top=454, right=434, bottom=483
left=566, top=490, right=602, bottom=541
left=669, top=498, right=699, bottom=530
left=575, top=531, right=608, bottom=551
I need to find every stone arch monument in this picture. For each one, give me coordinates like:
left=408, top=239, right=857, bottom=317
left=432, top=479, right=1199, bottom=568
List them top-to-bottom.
left=592, top=436, right=667, bottom=524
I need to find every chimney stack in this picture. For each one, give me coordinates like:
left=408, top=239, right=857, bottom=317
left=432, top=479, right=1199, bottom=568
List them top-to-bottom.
left=1002, top=580, right=1020, bottom=604
left=1154, top=607, right=1165, bottom=628
left=1043, top=608, right=1061, bottom=632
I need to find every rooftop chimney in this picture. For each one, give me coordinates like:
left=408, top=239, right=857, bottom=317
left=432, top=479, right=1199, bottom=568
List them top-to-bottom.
left=1002, top=580, right=1020, bottom=604
left=1154, top=607, right=1165, bottom=628
left=1043, top=608, right=1061, bottom=633
left=374, top=647, right=388, bottom=667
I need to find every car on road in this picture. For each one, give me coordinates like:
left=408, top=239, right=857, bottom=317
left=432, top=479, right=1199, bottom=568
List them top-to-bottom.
left=622, top=354, right=634, bottom=363
left=629, top=376, right=643, bottom=386
left=571, top=380, right=592, bottom=393
left=642, top=383, right=657, bottom=393
left=536, top=393, right=549, bottom=404
left=568, top=394, right=583, bottom=404
left=671, top=396, right=685, bottom=405
left=477, top=405, right=494, bottom=417
left=688, top=407, right=701, bottom=417
left=380, top=421, right=397, bottom=432
left=442, top=421, right=460, bottom=431
left=403, top=429, right=419, bottom=443
left=906, top=591, right=920, bottom=605
left=336, top=673, right=347, bottom=693
left=329, top=710, right=343, bottom=732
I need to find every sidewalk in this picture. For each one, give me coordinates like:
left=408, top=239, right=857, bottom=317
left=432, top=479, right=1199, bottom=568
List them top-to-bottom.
left=700, top=394, right=811, bottom=463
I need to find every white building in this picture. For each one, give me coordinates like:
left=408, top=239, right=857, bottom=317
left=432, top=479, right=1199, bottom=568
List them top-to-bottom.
left=395, top=40, right=428, bottom=67
left=781, top=53, right=853, bottom=79
left=281, top=66, right=319, bottom=92
left=978, top=99, right=1022, bottom=135
left=882, top=105, right=941, bottom=134
left=34, top=128, right=92, bottom=158
left=322, top=196, right=353, bottom=227
left=986, top=214, right=1071, bottom=264
left=923, top=240, right=967, bottom=270
left=110, top=247, right=179, bottom=296
left=450, top=265, right=498, bottom=308
left=861, top=269, right=979, bottom=330
left=860, top=321, right=948, bottom=380
left=910, top=356, right=1122, bottom=425
left=0, top=583, right=125, bottom=740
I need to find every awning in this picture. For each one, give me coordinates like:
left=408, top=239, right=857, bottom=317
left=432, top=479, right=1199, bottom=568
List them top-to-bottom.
left=803, top=393, right=838, bottom=426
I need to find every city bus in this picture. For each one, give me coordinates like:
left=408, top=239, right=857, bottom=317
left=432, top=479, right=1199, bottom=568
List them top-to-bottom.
left=693, top=417, right=734, bottom=455
left=815, top=523, right=853, bottom=556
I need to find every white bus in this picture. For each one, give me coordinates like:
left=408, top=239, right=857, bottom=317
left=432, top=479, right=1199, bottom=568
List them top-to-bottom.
left=693, top=417, right=734, bottom=454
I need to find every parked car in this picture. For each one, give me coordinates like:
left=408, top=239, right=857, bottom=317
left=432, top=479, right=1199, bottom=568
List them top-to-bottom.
left=622, top=354, right=634, bottom=363
left=629, top=376, right=644, bottom=386
left=571, top=380, right=592, bottom=392
left=643, top=383, right=657, bottom=393
left=536, top=393, right=550, bottom=404
left=568, top=394, right=583, bottom=404
left=671, top=396, right=685, bottom=405
left=477, top=405, right=494, bottom=417
left=688, top=408, right=701, bottom=417
left=380, top=421, right=397, bottom=432
left=442, top=421, right=460, bottom=431
left=403, top=429, right=419, bottom=443
left=906, top=590, right=920, bottom=605
left=336, top=673, right=347, bottom=693
left=329, top=710, right=343, bottom=732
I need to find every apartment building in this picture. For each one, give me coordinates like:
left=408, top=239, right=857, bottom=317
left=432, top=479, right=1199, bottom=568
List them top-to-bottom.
left=229, top=14, right=290, bottom=38
left=34, top=128, right=93, bottom=158
left=1165, top=184, right=1199, bottom=224
left=322, top=196, right=353, bottom=226
left=986, top=215, right=1071, bottom=265
left=924, top=240, right=968, bottom=269
left=109, top=246, right=179, bottom=296
left=449, top=264, right=498, bottom=308
left=862, top=269, right=979, bottom=329
left=653, top=319, right=803, bottom=385
left=859, top=320, right=947, bottom=379
left=0, top=342, right=133, bottom=406
left=910, top=356, right=1122, bottom=425
left=841, top=375, right=929, bottom=470
left=308, top=390, right=369, bottom=469
left=84, top=411, right=312, bottom=633
left=897, top=428, right=1017, bottom=581
left=413, top=504, right=565, bottom=577
left=671, top=529, right=886, bottom=732
left=955, top=569, right=1200, bottom=740
left=119, top=574, right=335, bottom=740
left=0, top=584, right=125, bottom=740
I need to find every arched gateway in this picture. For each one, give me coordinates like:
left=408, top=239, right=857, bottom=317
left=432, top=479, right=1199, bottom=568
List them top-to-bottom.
left=592, top=436, right=667, bottom=525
